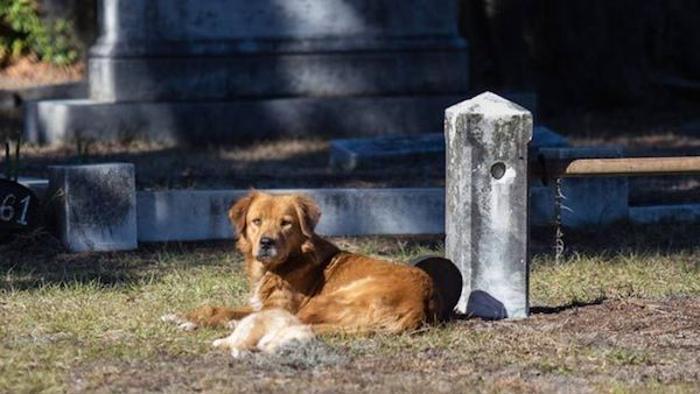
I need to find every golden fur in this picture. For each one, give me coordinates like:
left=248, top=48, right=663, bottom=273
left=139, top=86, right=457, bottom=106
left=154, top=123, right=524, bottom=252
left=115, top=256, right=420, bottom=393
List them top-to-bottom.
left=166, top=191, right=441, bottom=351
left=212, top=308, right=314, bottom=357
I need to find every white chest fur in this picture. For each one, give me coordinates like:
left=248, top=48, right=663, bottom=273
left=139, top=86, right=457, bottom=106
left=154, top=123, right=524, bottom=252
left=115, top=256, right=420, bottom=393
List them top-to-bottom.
left=249, top=279, right=264, bottom=311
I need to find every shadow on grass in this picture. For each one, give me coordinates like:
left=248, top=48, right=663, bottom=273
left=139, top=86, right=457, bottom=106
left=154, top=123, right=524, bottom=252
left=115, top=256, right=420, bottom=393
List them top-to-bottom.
left=530, top=221, right=700, bottom=256
left=1, top=222, right=697, bottom=296
left=0, top=230, right=239, bottom=291
left=451, top=296, right=606, bottom=321
left=530, top=296, right=607, bottom=315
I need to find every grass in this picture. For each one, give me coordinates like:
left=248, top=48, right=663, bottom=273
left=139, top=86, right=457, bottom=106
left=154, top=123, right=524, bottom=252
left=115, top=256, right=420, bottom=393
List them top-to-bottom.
left=0, top=233, right=699, bottom=393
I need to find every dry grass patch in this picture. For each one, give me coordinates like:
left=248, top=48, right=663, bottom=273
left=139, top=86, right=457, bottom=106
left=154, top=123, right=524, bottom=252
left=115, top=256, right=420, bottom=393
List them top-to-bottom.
left=0, top=58, right=84, bottom=90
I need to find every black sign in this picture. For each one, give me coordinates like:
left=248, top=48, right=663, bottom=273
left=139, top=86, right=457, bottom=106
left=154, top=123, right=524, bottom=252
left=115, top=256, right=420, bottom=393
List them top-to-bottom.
left=0, top=179, right=41, bottom=235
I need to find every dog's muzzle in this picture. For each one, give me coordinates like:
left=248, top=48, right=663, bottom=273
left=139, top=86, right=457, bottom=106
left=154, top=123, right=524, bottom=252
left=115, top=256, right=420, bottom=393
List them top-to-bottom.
left=256, top=237, right=277, bottom=261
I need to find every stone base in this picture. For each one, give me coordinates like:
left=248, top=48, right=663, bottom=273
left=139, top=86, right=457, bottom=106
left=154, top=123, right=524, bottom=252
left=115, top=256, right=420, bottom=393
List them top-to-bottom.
left=89, top=50, right=468, bottom=101
left=24, top=95, right=466, bottom=145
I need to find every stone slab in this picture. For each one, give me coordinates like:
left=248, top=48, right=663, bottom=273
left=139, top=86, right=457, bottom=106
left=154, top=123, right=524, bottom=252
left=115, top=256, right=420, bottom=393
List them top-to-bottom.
left=0, top=81, right=87, bottom=110
left=17, top=82, right=87, bottom=103
left=445, top=92, right=532, bottom=319
left=24, top=95, right=466, bottom=145
left=330, top=123, right=559, bottom=171
left=530, top=126, right=569, bottom=149
left=330, top=134, right=445, bottom=171
left=48, top=163, right=137, bottom=251
left=17, top=177, right=49, bottom=201
left=136, top=188, right=444, bottom=242
left=629, top=204, right=700, bottom=224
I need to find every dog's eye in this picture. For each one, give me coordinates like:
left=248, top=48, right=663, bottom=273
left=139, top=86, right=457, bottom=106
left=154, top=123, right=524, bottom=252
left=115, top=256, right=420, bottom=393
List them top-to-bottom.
left=251, top=218, right=262, bottom=226
left=281, top=219, right=293, bottom=228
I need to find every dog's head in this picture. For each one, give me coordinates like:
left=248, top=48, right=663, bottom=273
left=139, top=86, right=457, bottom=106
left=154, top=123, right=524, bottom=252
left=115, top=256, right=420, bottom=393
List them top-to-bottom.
left=228, top=191, right=321, bottom=267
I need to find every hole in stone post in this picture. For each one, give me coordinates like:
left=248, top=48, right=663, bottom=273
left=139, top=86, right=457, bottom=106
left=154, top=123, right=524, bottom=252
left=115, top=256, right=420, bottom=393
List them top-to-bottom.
left=491, top=162, right=506, bottom=179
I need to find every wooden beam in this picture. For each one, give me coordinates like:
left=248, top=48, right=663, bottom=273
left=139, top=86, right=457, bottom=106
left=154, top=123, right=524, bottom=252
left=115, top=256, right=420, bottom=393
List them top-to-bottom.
left=535, top=156, right=700, bottom=179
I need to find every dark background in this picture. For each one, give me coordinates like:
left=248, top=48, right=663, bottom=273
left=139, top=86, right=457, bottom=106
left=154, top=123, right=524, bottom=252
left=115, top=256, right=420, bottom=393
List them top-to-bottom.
left=461, top=0, right=700, bottom=115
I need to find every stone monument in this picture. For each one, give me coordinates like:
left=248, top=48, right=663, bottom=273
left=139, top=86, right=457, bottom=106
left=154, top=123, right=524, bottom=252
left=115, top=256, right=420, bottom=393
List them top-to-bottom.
left=25, top=0, right=468, bottom=145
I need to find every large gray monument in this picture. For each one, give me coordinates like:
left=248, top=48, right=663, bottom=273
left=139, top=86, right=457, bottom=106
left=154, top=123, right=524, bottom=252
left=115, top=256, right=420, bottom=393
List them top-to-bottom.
left=25, top=0, right=468, bottom=145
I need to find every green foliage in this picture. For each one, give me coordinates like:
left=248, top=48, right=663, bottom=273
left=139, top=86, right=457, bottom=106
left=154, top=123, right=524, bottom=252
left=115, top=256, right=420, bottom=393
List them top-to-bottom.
left=0, top=0, right=79, bottom=65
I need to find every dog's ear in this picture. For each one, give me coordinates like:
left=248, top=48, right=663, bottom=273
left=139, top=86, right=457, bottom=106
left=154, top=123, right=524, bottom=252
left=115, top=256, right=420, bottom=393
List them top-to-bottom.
left=229, top=191, right=259, bottom=239
left=294, top=194, right=321, bottom=238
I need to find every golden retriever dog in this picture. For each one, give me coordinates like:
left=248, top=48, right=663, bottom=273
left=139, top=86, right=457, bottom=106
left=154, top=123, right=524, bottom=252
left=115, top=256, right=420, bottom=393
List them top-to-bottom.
left=164, top=191, right=443, bottom=353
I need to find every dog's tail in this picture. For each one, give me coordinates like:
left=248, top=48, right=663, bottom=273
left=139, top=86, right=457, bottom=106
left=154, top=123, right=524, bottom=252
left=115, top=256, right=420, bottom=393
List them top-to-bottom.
left=411, top=256, right=463, bottom=321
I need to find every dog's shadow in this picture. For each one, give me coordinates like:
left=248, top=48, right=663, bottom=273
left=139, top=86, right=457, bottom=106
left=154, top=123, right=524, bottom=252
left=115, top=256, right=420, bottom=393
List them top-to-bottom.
left=452, top=294, right=606, bottom=320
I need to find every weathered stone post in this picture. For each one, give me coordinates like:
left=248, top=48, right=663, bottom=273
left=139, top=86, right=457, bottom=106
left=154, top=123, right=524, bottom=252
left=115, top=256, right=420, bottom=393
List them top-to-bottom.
left=445, top=92, right=532, bottom=319
left=48, top=163, right=137, bottom=252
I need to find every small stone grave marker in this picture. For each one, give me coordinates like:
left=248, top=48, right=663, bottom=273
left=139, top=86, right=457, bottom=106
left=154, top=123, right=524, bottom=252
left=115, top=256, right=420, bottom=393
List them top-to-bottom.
left=48, top=163, right=137, bottom=252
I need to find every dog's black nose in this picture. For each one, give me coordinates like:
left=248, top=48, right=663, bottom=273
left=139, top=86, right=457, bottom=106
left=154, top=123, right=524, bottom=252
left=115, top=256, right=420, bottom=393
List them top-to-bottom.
left=259, top=237, right=274, bottom=249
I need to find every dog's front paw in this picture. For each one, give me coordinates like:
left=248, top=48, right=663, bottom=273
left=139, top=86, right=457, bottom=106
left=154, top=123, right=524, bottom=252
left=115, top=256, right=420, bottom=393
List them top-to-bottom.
left=161, top=313, right=199, bottom=331
left=225, top=319, right=239, bottom=330
left=212, top=337, right=231, bottom=349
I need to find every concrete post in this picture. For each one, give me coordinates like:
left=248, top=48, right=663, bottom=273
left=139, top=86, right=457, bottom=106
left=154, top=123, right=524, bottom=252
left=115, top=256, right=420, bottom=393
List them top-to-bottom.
left=445, top=92, right=532, bottom=319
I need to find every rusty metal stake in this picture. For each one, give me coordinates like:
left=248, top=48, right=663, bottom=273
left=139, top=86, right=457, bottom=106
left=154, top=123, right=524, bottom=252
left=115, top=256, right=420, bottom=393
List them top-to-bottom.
left=554, top=177, right=565, bottom=264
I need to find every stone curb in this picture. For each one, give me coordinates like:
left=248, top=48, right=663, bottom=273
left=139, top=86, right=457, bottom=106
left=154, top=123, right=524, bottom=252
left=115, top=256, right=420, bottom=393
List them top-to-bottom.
left=19, top=181, right=699, bottom=245
left=136, top=188, right=445, bottom=242
left=136, top=189, right=699, bottom=243
left=629, top=204, right=700, bottom=224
